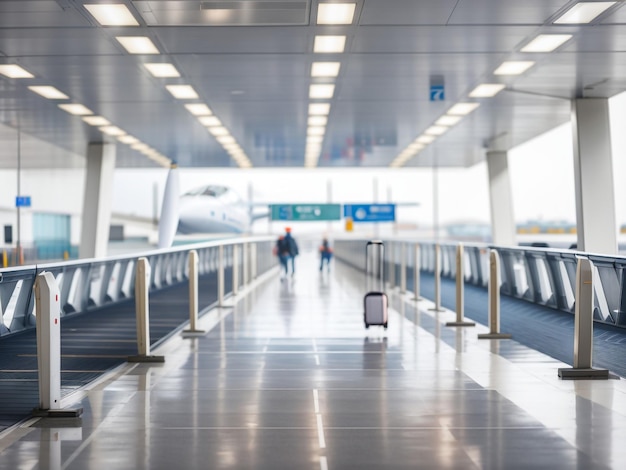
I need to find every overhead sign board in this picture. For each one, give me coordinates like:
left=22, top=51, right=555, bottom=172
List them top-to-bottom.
left=430, top=84, right=445, bottom=101
left=15, top=196, right=31, bottom=208
left=270, top=204, right=341, bottom=221
left=344, top=204, right=396, bottom=223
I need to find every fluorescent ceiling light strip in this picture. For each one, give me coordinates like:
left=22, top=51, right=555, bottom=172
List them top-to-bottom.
left=554, top=2, right=615, bottom=24
left=317, top=3, right=356, bottom=25
left=84, top=4, right=139, bottom=26
left=521, top=34, right=573, bottom=52
left=313, top=35, right=346, bottom=53
left=116, top=36, right=159, bottom=54
left=494, top=61, right=535, bottom=76
left=311, top=62, right=341, bottom=78
left=144, top=63, right=180, bottom=78
left=0, top=65, right=34, bottom=78
left=309, top=84, right=335, bottom=99
left=469, top=84, right=505, bottom=98
left=166, top=85, right=198, bottom=99
left=28, top=86, right=69, bottom=100
left=447, top=102, right=480, bottom=115
left=185, top=103, right=212, bottom=116
left=309, top=103, right=331, bottom=115
left=58, top=104, right=93, bottom=115
left=82, top=115, right=111, bottom=126
left=435, top=115, right=462, bottom=126
left=199, top=116, right=222, bottom=127
left=308, top=116, right=328, bottom=126
left=425, top=125, right=448, bottom=136
left=99, top=126, right=126, bottom=136
left=208, top=126, right=229, bottom=136
left=307, top=126, right=326, bottom=136
left=118, top=135, right=139, bottom=144
left=217, top=135, right=235, bottom=144
left=416, top=135, right=436, bottom=144
left=308, top=136, right=324, bottom=144
left=131, top=143, right=149, bottom=151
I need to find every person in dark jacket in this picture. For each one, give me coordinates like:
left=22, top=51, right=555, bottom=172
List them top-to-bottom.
left=284, top=227, right=299, bottom=276
left=275, top=235, right=290, bottom=277
left=319, top=238, right=333, bottom=271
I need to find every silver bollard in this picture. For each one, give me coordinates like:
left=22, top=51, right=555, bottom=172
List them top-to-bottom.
left=242, top=242, right=249, bottom=287
left=388, top=242, right=396, bottom=289
left=251, top=243, right=257, bottom=280
left=400, top=243, right=407, bottom=294
left=232, top=244, right=239, bottom=295
left=413, top=244, right=422, bottom=301
left=428, top=244, right=445, bottom=312
left=446, top=244, right=475, bottom=327
left=218, top=245, right=225, bottom=306
left=478, top=249, right=511, bottom=340
left=183, top=250, right=205, bottom=336
left=129, top=257, right=165, bottom=362
left=558, top=258, right=609, bottom=379
left=33, top=272, right=82, bottom=417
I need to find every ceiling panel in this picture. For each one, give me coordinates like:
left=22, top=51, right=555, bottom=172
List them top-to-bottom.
left=359, top=0, right=457, bottom=26
left=449, top=0, right=570, bottom=25
left=0, top=28, right=120, bottom=57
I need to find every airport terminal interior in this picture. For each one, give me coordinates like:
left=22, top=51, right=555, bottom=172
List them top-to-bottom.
left=2, top=1, right=626, bottom=468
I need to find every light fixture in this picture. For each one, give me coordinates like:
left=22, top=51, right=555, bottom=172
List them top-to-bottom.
left=554, top=2, right=615, bottom=24
left=317, top=3, right=356, bottom=25
left=84, top=4, right=139, bottom=26
left=521, top=34, right=573, bottom=52
left=313, top=35, right=346, bottom=53
left=115, top=36, right=159, bottom=54
left=494, top=61, right=535, bottom=75
left=311, top=62, right=341, bottom=78
left=143, top=63, right=180, bottom=78
left=0, top=65, right=34, bottom=78
left=469, top=83, right=506, bottom=98
left=309, top=84, right=335, bottom=99
left=166, top=85, right=199, bottom=99
left=28, top=86, right=69, bottom=100
left=447, top=102, right=480, bottom=115
left=184, top=103, right=212, bottom=116
left=309, top=103, right=331, bottom=115
left=58, top=104, right=93, bottom=115
left=435, top=115, right=462, bottom=126
left=82, top=116, right=111, bottom=126
left=199, top=116, right=222, bottom=127
left=308, top=116, right=328, bottom=126
left=425, top=125, right=448, bottom=136
left=99, top=126, right=126, bottom=136
left=208, top=126, right=230, bottom=136
left=307, top=126, right=326, bottom=136
left=118, top=135, right=139, bottom=144
left=217, top=135, right=236, bottom=144
left=308, top=135, right=324, bottom=144
left=416, top=135, right=436, bottom=144
left=131, top=143, right=150, bottom=151
left=408, top=143, right=425, bottom=151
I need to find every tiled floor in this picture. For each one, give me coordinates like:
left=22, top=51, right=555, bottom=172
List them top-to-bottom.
left=1, top=252, right=625, bottom=469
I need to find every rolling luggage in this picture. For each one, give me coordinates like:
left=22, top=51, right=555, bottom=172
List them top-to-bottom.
left=364, top=240, right=388, bottom=329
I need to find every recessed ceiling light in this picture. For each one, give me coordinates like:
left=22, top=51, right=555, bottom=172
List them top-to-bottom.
left=554, top=2, right=616, bottom=24
left=317, top=3, right=356, bottom=25
left=84, top=4, right=139, bottom=26
left=521, top=34, right=573, bottom=52
left=313, top=35, right=346, bottom=53
left=115, top=36, right=159, bottom=54
left=494, top=61, right=535, bottom=75
left=311, top=62, right=341, bottom=78
left=143, top=63, right=180, bottom=78
left=0, top=65, right=34, bottom=78
left=310, top=84, right=335, bottom=99
left=469, top=84, right=506, bottom=98
left=166, top=85, right=199, bottom=99
left=28, top=86, right=69, bottom=100
left=447, top=102, right=480, bottom=115
left=58, top=103, right=93, bottom=115
left=185, top=103, right=212, bottom=116
left=309, top=103, right=331, bottom=115
left=435, top=115, right=462, bottom=126
left=82, top=116, right=111, bottom=126
left=199, top=116, right=222, bottom=127
left=308, top=116, right=328, bottom=126
left=425, top=125, right=448, bottom=136
left=99, top=126, right=126, bottom=136
left=208, top=126, right=229, bottom=136
left=307, top=126, right=326, bottom=136
left=118, top=135, right=139, bottom=145
left=217, top=135, right=236, bottom=145
left=308, top=135, right=324, bottom=144
left=416, top=135, right=436, bottom=144
left=131, top=143, right=149, bottom=151
left=408, top=143, right=425, bottom=151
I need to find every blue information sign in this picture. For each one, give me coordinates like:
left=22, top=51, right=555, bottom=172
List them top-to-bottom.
left=430, top=84, right=445, bottom=101
left=15, top=196, right=31, bottom=208
left=344, top=204, right=396, bottom=223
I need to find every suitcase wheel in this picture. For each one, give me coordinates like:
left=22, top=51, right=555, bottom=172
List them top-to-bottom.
left=365, top=323, right=370, bottom=329
left=383, top=323, right=388, bottom=329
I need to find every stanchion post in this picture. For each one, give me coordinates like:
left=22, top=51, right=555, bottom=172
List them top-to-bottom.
left=242, top=242, right=249, bottom=287
left=388, top=242, right=396, bottom=289
left=251, top=243, right=257, bottom=280
left=400, top=243, right=407, bottom=293
left=232, top=244, right=239, bottom=296
left=413, top=244, right=422, bottom=301
left=428, top=244, right=445, bottom=312
left=446, top=244, right=475, bottom=327
left=218, top=245, right=225, bottom=306
left=478, top=249, right=511, bottom=340
left=183, top=250, right=205, bottom=336
left=129, top=257, right=165, bottom=362
left=558, top=258, right=609, bottom=379
left=33, top=272, right=82, bottom=417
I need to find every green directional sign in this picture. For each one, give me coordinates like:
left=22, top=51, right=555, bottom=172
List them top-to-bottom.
left=270, top=204, right=342, bottom=221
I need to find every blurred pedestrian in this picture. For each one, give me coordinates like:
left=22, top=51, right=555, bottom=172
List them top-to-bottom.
left=284, top=227, right=299, bottom=276
left=275, top=235, right=290, bottom=278
left=319, top=238, right=333, bottom=271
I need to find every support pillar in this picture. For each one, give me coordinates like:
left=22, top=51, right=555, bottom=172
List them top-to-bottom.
left=572, top=98, right=618, bottom=254
left=80, top=143, right=116, bottom=259
left=486, top=151, right=516, bottom=246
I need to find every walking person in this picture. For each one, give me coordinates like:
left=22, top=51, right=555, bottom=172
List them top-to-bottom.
left=284, top=227, right=299, bottom=276
left=274, top=235, right=290, bottom=279
left=319, top=238, right=333, bottom=272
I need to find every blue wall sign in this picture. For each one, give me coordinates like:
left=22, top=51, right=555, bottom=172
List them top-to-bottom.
left=430, top=85, right=445, bottom=101
left=15, top=196, right=31, bottom=208
left=344, top=204, right=396, bottom=223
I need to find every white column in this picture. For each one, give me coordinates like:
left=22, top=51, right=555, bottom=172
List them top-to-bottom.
left=572, top=98, right=618, bottom=254
left=80, top=143, right=116, bottom=259
left=486, top=151, right=516, bottom=246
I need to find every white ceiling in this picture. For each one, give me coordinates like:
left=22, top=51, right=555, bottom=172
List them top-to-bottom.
left=0, top=0, right=624, bottom=169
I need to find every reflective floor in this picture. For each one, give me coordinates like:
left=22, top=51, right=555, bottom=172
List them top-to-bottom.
left=1, top=252, right=626, bottom=469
